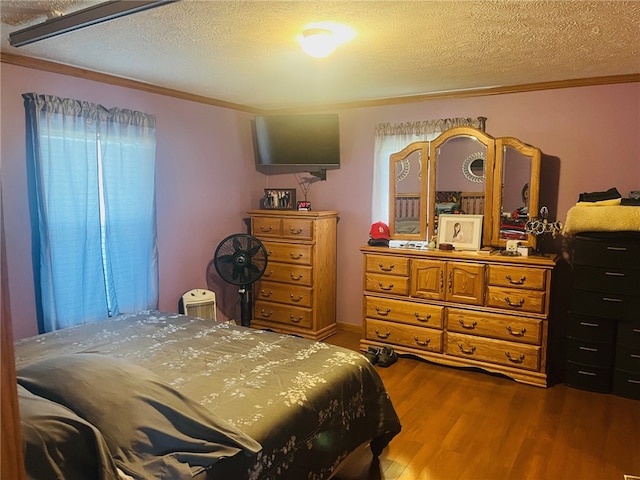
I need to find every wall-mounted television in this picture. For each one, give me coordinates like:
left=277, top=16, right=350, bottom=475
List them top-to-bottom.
left=252, top=113, right=340, bottom=175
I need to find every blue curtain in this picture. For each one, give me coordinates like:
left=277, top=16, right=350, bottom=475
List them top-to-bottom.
left=24, top=93, right=158, bottom=332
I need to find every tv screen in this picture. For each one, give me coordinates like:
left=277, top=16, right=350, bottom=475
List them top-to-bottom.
left=253, top=113, right=340, bottom=174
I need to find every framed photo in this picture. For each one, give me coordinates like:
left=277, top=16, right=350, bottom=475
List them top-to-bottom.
left=263, top=188, right=296, bottom=210
left=438, top=214, right=483, bottom=251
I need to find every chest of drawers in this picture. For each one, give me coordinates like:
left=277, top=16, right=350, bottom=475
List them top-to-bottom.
left=248, top=210, right=338, bottom=340
left=565, top=232, right=640, bottom=399
left=361, top=246, right=557, bottom=387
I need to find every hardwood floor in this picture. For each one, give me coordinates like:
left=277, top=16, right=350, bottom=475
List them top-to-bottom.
left=325, top=329, right=640, bottom=480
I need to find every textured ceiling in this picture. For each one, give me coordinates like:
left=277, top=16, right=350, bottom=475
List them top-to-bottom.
left=1, top=0, right=639, bottom=111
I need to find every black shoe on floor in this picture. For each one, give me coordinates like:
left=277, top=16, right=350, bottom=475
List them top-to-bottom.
left=364, top=346, right=381, bottom=365
left=377, top=346, right=398, bottom=367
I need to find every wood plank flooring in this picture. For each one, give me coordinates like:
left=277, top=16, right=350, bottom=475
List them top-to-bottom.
left=325, top=330, right=640, bottom=480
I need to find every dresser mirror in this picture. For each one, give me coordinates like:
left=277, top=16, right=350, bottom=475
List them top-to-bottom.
left=388, top=127, right=542, bottom=249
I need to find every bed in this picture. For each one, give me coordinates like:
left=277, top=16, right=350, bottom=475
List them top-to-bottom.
left=14, top=311, right=401, bottom=480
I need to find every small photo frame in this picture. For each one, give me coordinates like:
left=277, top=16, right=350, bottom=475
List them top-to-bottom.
left=263, top=188, right=296, bottom=210
left=438, top=214, right=483, bottom=251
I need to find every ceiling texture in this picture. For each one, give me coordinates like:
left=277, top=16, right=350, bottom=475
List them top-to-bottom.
left=1, top=0, right=639, bottom=112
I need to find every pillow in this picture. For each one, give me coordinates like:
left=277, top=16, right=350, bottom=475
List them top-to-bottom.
left=17, top=354, right=261, bottom=480
left=18, top=384, right=120, bottom=480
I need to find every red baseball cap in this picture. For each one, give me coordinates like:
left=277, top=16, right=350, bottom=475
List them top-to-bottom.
left=369, top=221, right=390, bottom=246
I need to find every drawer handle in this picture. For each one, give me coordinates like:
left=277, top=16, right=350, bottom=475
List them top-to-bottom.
left=260, top=225, right=273, bottom=232
left=289, top=228, right=303, bottom=234
left=606, top=246, right=627, bottom=251
left=267, top=250, right=273, bottom=256
left=290, top=252, right=303, bottom=259
left=378, top=263, right=395, bottom=272
left=263, top=270, right=273, bottom=277
left=605, top=271, right=625, bottom=277
left=448, top=272, right=453, bottom=293
left=290, top=273, right=304, bottom=281
left=506, top=274, right=526, bottom=285
left=378, top=282, right=394, bottom=291
left=260, top=289, right=273, bottom=298
left=290, top=294, right=303, bottom=302
left=504, top=297, right=525, bottom=307
left=602, top=297, right=623, bottom=303
left=375, top=306, right=391, bottom=316
left=260, top=309, right=273, bottom=318
left=415, top=313, right=431, bottom=322
left=289, top=315, right=303, bottom=323
left=458, top=319, right=477, bottom=330
left=579, top=321, right=600, bottom=327
left=506, top=326, right=527, bottom=336
left=375, top=329, right=391, bottom=339
left=634, top=329, right=640, bottom=334
left=414, top=336, right=431, bottom=346
left=458, top=344, right=476, bottom=355
left=579, top=346, right=598, bottom=352
left=505, top=352, right=525, bottom=364
left=631, top=354, right=640, bottom=359
left=578, top=370, right=597, bottom=377
left=629, top=379, right=640, bottom=385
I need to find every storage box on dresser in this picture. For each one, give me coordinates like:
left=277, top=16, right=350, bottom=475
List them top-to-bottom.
left=248, top=210, right=338, bottom=340
left=567, top=232, right=640, bottom=399
left=361, top=246, right=558, bottom=387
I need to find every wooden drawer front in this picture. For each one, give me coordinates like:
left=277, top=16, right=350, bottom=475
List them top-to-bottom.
left=252, top=217, right=282, bottom=237
left=282, top=218, right=313, bottom=240
left=573, top=236, right=640, bottom=268
left=264, top=242, right=313, bottom=265
left=366, top=255, right=410, bottom=276
left=410, top=259, right=445, bottom=301
left=262, top=262, right=313, bottom=286
left=447, top=262, right=485, bottom=305
left=488, top=265, right=546, bottom=290
left=573, top=265, right=640, bottom=295
left=365, top=273, right=409, bottom=296
left=255, top=280, right=312, bottom=308
left=486, top=286, right=545, bottom=314
left=571, top=289, right=640, bottom=321
left=365, top=296, right=444, bottom=329
left=254, top=301, right=312, bottom=329
left=447, top=308, right=543, bottom=345
left=567, top=314, right=616, bottom=344
left=366, top=318, right=443, bottom=353
left=617, top=320, right=640, bottom=348
left=446, top=332, right=541, bottom=371
left=566, top=337, right=615, bottom=367
left=614, top=344, right=640, bottom=372
left=564, top=361, right=612, bottom=393
left=612, top=369, right=640, bottom=400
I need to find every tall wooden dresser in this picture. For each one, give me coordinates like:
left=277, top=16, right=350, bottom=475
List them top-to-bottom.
left=248, top=210, right=338, bottom=340
left=566, top=232, right=640, bottom=399
left=360, top=246, right=558, bottom=387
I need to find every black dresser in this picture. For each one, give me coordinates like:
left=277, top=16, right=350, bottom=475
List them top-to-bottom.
left=565, top=232, right=640, bottom=399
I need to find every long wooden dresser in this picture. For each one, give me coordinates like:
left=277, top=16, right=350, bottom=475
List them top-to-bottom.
left=248, top=210, right=338, bottom=340
left=361, top=246, right=558, bottom=387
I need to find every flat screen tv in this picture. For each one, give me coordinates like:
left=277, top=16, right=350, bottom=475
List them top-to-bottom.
left=252, top=113, right=340, bottom=175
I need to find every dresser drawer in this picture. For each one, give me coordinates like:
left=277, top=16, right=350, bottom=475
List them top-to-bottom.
left=252, top=217, right=282, bottom=237
left=282, top=218, right=313, bottom=240
left=573, top=235, right=640, bottom=268
left=264, top=242, right=314, bottom=265
left=366, top=255, right=410, bottom=276
left=262, top=262, right=313, bottom=286
left=572, top=264, right=640, bottom=295
left=487, top=265, right=546, bottom=290
left=365, top=273, right=410, bottom=296
left=255, top=280, right=312, bottom=308
left=486, top=286, right=546, bottom=314
left=571, top=289, right=640, bottom=321
left=365, top=296, right=444, bottom=329
left=254, top=301, right=312, bottom=329
left=447, top=308, right=543, bottom=345
left=566, top=314, right=616, bottom=343
left=365, top=318, right=443, bottom=353
left=617, top=320, right=640, bottom=348
left=446, top=332, right=541, bottom=371
left=565, top=336, right=615, bottom=367
left=614, top=344, right=640, bottom=372
left=564, top=361, right=612, bottom=393
left=612, top=369, right=640, bottom=400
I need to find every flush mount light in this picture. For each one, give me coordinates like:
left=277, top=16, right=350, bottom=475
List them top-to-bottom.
left=297, top=23, right=356, bottom=58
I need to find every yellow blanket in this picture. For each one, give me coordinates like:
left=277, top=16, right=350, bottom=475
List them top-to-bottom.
left=563, top=205, right=640, bottom=235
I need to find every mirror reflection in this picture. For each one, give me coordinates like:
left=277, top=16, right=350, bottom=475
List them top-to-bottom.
left=499, top=145, right=532, bottom=241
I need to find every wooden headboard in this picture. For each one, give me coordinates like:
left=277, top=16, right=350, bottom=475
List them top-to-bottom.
left=394, top=192, right=485, bottom=218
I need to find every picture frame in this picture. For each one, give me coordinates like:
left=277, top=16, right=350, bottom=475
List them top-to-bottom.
left=262, top=188, right=296, bottom=210
left=437, top=214, right=483, bottom=251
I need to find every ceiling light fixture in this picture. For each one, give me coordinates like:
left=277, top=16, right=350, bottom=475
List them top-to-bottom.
left=9, top=0, right=178, bottom=47
left=297, top=23, right=356, bottom=59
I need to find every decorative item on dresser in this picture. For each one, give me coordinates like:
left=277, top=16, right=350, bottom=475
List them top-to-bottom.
left=248, top=209, right=338, bottom=340
left=566, top=232, right=640, bottom=399
left=361, top=247, right=557, bottom=387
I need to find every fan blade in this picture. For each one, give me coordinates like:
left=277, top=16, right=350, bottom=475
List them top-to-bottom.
left=232, top=236, right=242, bottom=253
left=248, top=244, right=262, bottom=257
left=217, top=253, right=237, bottom=265
left=247, top=263, right=260, bottom=275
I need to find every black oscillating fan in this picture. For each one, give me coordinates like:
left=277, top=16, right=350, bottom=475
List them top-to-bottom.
left=213, top=234, right=268, bottom=327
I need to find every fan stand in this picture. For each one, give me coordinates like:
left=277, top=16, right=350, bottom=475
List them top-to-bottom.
left=238, top=285, right=252, bottom=327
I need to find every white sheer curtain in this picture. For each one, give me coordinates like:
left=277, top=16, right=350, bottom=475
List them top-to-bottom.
left=371, top=117, right=486, bottom=223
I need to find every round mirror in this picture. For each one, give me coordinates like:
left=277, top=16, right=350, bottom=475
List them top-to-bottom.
left=462, top=152, right=485, bottom=183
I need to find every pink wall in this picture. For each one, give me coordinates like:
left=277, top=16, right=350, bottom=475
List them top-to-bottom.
left=2, top=63, right=639, bottom=340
